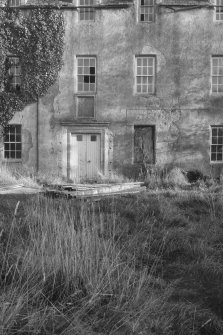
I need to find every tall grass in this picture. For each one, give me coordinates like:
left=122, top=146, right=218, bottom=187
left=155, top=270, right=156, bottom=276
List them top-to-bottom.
left=0, top=164, right=40, bottom=189
left=1, top=192, right=223, bottom=334
left=0, top=197, right=165, bottom=334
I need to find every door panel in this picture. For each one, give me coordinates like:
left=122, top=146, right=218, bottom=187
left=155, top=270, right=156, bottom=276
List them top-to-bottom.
left=86, top=134, right=101, bottom=179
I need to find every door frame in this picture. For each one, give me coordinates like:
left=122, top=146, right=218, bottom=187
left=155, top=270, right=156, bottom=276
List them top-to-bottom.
left=61, top=122, right=110, bottom=181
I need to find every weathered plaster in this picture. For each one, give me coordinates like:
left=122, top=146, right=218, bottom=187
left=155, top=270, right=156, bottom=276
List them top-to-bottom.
left=2, top=3, right=223, bottom=177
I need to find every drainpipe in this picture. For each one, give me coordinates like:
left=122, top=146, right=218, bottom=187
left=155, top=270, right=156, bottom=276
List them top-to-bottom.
left=36, top=96, right=39, bottom=173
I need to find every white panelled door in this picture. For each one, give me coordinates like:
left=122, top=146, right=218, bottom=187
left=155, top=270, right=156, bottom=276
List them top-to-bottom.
left=70, top=134, right=101, bottom=181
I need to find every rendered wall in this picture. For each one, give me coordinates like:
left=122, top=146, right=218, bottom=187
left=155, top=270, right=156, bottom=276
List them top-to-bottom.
left=2, top=2, right=223, bottom=177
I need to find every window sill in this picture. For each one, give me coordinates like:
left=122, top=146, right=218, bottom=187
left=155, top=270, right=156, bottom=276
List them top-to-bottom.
left=78, top=20, right=96, bottom=23
left=75, top=92, right=97, bottom=96
left=134, top=92, right=156, bottom=97
left=210, top=92, right=223, bottom=96
left=2, top=159, right=22, bottom=163
left=210, top=161, right=223, bottom=164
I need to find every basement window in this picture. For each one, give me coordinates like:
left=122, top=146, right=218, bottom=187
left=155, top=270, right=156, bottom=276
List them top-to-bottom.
left=79, top=0, right=95, bottom=21
left=139, top=0, right=155, bottom=22
left=216, top=0, right=223, bottom=21
left=77, top=56, right=96, bottom=92
left=211, top=56, right=223, bottom=93
left=4, top=125, right=22, bottom=160
left=211, top=126, right=223, bottom=162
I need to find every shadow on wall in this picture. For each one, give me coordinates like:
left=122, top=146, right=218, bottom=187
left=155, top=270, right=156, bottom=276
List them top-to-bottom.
left=22, top=129, right=33, bottom=163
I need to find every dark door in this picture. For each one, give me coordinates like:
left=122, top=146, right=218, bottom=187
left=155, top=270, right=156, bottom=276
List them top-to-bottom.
left=134, top=126, right=155, bottom=165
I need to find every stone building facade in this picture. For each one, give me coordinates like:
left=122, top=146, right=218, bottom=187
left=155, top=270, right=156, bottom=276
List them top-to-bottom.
left=1, top=0, right=223, bottom=180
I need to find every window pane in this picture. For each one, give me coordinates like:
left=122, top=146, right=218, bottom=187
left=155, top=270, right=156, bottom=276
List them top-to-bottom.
left=137, top=58, right=142, bottom=66
left=143, top=58, right=147, bottom=66
left=213, top=58, right=218, bottom=66
left=78, top=59, right=83, bottom=66
left=84, top=59, right=89, bottom=66
left=90, top=59, right=95, bottom=67
left=78, top=67, right=83, bottom=75
left=90, top=67, right=95, bottom=75
left=212, top=67, right=218, bottom=75
left=84, top=75, right=90, bottom=83
left=90, top=76, right=95, bottom=83
left=212, top=77, right=218, bottom=84
left=84, top=83, right=89, bottom=91
left=90, top=83, right=95, bottom=91
left=218, top=85, right=223, bottom=92
left=218, top=127, right=223, bottom=136
left=91, top=135, right=97, bottom=141
left=212, top=136, right=217, bottom=144
left=218, top=137, right=223, bottom=144
left=16, top=143, right=21, bottom=150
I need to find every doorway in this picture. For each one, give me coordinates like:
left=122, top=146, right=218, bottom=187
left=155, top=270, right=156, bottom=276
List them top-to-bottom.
left=70, top=133, right=101, bottom=181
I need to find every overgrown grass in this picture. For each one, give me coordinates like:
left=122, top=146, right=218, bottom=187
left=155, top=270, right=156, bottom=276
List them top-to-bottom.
left=0, top=165, right=40, bottom=189
left=0, top=191, right=223, bottom=334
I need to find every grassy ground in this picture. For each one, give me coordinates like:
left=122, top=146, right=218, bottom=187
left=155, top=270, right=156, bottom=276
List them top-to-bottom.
left=0, top=190, right=223, bottom=334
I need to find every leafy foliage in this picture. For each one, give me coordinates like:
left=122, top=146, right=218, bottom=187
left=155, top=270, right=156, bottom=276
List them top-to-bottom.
left=0, top=5, right=65, bottom=128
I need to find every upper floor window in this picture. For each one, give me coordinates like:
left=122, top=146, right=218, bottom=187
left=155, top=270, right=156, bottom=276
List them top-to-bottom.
left=79, top=0, right=95, bottom=21
left=139, top=0, right=155, bottom=22
left=216, top=0, right=223, bottom=21
left=6, top=56, right=21, bottom=93
left=77, top=56, right=96, bottom=92
left=135, top=56, right=156, bottom=94
left=211, top=56, right=223, bottom=93
left=4, top=125, right=22, bottom=160
left=211, top=126, right=223, bottom=162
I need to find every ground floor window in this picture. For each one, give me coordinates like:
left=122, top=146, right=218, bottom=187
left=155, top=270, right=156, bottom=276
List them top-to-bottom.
left=4, top=124, right=22, bottom=159
left=134, top=125, right=155, bottom=165
left=211, top=126, right=223, bottom=162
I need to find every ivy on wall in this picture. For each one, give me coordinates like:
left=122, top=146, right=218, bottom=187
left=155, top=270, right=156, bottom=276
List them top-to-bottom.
left=0, top=5, right=65, bottom=128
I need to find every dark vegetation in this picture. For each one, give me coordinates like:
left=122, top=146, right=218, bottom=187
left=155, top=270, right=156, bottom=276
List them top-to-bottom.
left=0, top=190, right=223, bottom=334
